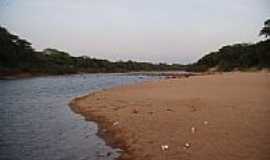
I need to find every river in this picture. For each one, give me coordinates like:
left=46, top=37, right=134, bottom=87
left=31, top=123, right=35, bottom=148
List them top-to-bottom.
left=0, top=73, right=157, bottom=160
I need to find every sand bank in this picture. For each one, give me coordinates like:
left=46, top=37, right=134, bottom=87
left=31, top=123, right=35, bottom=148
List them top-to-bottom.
left=70, top=72, right=270, bottom=160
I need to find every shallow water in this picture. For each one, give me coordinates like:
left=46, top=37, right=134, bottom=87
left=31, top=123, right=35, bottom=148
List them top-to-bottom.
left=0, top=73, right=156, bottom=160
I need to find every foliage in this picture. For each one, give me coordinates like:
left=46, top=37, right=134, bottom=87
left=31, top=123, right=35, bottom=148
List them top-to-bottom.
left=2, top=17, right=270, bottom=76
left=188, top=19, right=270, bottom=72
left=259, top=19, right=270, bottom=38
left=0, top=26, right=185, bottom=76
left=189, top=40, right=270, bottom=72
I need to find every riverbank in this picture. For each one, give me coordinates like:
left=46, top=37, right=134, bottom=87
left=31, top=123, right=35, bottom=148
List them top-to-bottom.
left=0, top=70, right=196, bottom=80
left=70, top=72, right=270, bottom=160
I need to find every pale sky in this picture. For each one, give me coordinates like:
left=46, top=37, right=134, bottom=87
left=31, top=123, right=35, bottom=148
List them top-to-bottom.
left=0, top=0, right=269, bottom=64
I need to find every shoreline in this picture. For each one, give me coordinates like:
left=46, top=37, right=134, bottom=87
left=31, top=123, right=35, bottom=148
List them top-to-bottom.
left=0, top=70, right=194, bottom=80
left=69, top=72, right=270, bottom=160
left=69, top=78, right=162, bottom=160
left=69, top=91, right=137, bottom=160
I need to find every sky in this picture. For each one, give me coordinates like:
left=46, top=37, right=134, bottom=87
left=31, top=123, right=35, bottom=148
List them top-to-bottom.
left=0, top=0, right=269, bottom=64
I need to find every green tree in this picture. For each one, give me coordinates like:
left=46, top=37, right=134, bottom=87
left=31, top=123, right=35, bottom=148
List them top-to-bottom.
left=259, top=19, right=270, bottom=38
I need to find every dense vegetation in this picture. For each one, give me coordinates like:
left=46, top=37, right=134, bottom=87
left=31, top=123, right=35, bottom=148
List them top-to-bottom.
left=0, top=19, right=269, bottom=77
left=188, top=19, right=270, bottom=72
left=259, top=19, right=270, bottom=38
left=0, top=26, right=185, bottom=77
left=188, top=40, right=270, bottom=72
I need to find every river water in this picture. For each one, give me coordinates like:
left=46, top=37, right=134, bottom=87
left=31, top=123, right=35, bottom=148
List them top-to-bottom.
left=0, top=73, right=156, bottom=160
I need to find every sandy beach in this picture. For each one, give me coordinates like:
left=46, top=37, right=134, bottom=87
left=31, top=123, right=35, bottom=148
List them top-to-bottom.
left=70, top=72, right=270, bottom=160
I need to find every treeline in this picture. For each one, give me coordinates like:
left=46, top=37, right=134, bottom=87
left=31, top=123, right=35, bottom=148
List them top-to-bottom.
left=1, top=18, right=270, bottom=76
left=188, top=19, right=270, bottom=72
left=0, top=26, right=185, bottom=77
left=188, top=39, right=270, bottom=72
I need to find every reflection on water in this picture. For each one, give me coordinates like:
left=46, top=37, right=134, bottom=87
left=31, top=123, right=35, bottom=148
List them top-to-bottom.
left=0, top=74, right=156, bottom=160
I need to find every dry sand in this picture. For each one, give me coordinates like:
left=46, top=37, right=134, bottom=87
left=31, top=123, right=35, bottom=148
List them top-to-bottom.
left=70, top=72, right=270, bottom=160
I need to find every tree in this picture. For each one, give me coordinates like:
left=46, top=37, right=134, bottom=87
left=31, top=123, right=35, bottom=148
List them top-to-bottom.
left=259, top=19, right=270, bottom=38
left=0, top=25, right=186, bottom=76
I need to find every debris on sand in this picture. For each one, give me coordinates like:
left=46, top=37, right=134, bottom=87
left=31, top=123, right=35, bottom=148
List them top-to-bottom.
left=190, top=105, right=197, bottom=112
left=166, top=108, right=173, bottom=112
left=133, top=109, right=139, bottom=114
left=148, top=111, right=154, bottom=115
left=112, top=121, right=119, bottom=126
left=203, top=121, right=208, bottom=125
left=191, top=127, right=196, bottom=134
left=184, top=142, right=191, bottom=149
left=161, top=145, right=169, bottom=151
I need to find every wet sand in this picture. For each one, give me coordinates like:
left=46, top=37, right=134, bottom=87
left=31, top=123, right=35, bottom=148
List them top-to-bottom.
left=70, top=72, right=270, bottom=160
